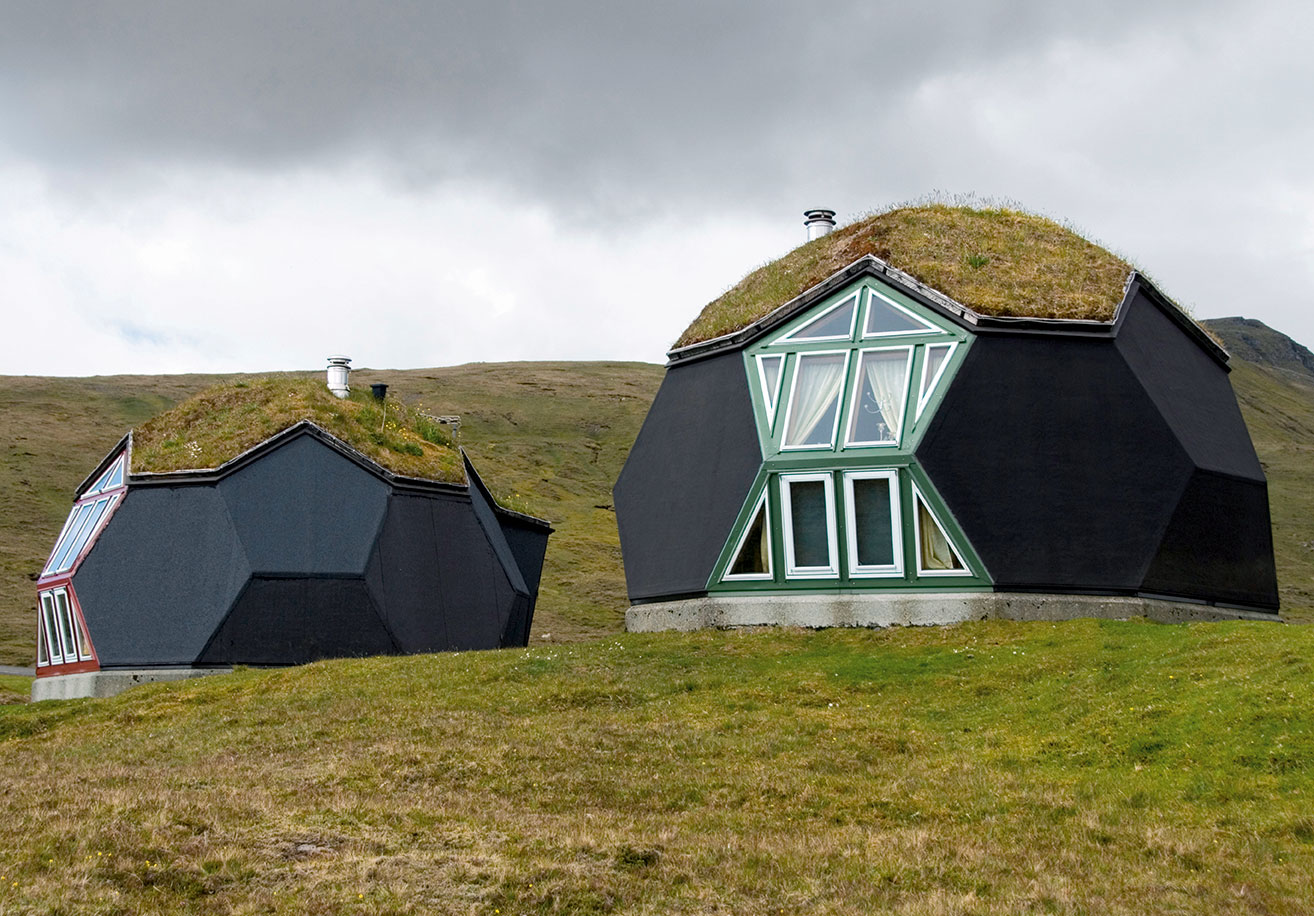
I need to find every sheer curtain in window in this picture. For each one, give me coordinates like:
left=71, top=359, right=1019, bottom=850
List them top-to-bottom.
left=853, top=350, right=909, bottom=443
left=784, top=354, right=846, bottom=447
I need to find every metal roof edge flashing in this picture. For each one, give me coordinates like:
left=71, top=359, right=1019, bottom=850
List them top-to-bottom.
left=666, top=255, right=982, bottom=366
left=1121, top=271, right=1231, bottom=370
left=126, top=421, right=470, bottom=491
left=459, top=447, right=553, bottom=530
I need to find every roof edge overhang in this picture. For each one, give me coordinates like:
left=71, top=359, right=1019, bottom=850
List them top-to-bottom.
left=666, top=257, right=1229, bottom=370
left=126, top=420, right=468, bottom=494
left=124, top=421, right=553, bottom=528
left=460, top=447, right=554, bottom=533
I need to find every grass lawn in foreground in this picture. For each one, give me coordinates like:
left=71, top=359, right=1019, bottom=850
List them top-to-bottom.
left=1, top=618, right=1311, bottom=915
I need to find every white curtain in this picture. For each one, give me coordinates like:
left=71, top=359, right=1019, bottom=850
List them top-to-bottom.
left=857, top=350, right=909, bottom=442
left=784, top=354, right=846, bottom=446
left=919, top=501, right=963, bottom=570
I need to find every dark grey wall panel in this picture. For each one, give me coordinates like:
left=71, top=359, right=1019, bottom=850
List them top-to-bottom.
left=1117, top=292, right=1264, bottom=479
left=917, top=336, right=1191, bottom=591
left=614, top=351, right=763, bottom=601
left=219, top=435, right=389, bottom=575
left=1142, top=471, right=1280, bottom=608
left=72, top=487, right=249, bottom=666
left=365, top=493, right=516, bottom=652
left=500, top=521, right=549, bottom=596
left=198, top=577, right=396, bottom=665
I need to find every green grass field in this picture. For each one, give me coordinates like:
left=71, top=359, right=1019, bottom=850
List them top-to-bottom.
left=0, top=335, right=1313, bottom=912
left=1, top=620, right=1312, bottom=914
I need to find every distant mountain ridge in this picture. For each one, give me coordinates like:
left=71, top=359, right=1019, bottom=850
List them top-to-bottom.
left=1204, top=317, right=1314, bottom=380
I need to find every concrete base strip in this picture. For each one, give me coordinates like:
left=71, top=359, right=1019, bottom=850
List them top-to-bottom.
left=626, top=592, right=1279, bottom=633
left=31, top=667, right=233, bottom=702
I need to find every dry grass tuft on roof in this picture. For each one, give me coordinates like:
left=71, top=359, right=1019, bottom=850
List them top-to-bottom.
left=676, top=204, right=1135, bottom=348
left=132, top=376, right=463, bottom=483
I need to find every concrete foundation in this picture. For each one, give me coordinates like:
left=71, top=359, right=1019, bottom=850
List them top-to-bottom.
left=626, top=592, right=1279, bottom=633
left=31, top=667, right=232, bottom=701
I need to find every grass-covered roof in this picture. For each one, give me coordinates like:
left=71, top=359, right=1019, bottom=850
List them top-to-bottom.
left=676, top=204, right=1136, bottom=348
left=131, top=377, right=464, bottom=483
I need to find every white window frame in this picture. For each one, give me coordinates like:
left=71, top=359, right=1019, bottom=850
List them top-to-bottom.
left=862, top=288, right=944, bottom=338
left=772, top=292, right=859, bottom=345
left=915, top=342, right=958, bottom=420
left=842, top=345, right=914, bottom=448
left=779, top=350, right=852, bottom=451
left=755, top=354, right=786, bottom=433
left=86, top=454, right=126, bottom=496
left=843, top=470, right=904, bottom=578
left=780, top=472, right=839, bottom=579
left=911, top=484, right=968, bottom=577
left=721, top=489, right=773, bottom=582
left=37, top=587, right=93, bottom=666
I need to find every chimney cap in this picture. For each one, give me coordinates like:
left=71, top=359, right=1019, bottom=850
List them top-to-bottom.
left=803, top=208, right=837, bottom=241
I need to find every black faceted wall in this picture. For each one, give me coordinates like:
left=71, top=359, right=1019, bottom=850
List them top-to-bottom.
left=72, top=427, right=550, bottom=668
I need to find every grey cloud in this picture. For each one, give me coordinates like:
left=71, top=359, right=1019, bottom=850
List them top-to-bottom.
left=0, top=0, right=1244, bottom=217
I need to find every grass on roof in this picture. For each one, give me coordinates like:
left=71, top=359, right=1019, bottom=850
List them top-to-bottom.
left=676, top=204, right=1135, bottom=348
left=131, top=376, right=464, bottom=483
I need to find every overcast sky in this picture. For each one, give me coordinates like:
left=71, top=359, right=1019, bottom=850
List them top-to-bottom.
left=2, top=1, right=1310, bottom=376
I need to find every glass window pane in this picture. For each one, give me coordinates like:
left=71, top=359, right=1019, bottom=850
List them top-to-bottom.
left=865, top=292, right=937, bottom=336
left=784, top=295, right=857, bottom=341
left=921, top=344, right=951, bottom=401
left=847, top=349, right=910, bottom=445
left=783, top=353, right=846, bottom=448
left=759, top=355, right=783, bottom=414
left=103, top=457, right=124, bottom=490
left=852, top=477, right=895, bottom=567
left=789, top=480, right=831, bottom=568
left=54, top=497, right=111, bottom=574
left=918, top=497, right=965, bottom=572
left=728, top=498, right=770, bottom=577
left=49, top=503, right=95, bottom=573
left=55, top=590, right=76, bottom=661
left=43, top=597, right=66, bottom=663
left=71, top=605, right=93, bottom=659
left=36, top=612, right=49, bottom=666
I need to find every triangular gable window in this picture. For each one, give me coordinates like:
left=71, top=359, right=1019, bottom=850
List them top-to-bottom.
left=864, top=289, right=943, bottom=338
left=776, top=293, right=858, bottom=343
left=915, top=342, right=957, bottom=419
left=756, top=354, right=784, bottom=431
left=86, top=455, right=126, bottom=496
left=913, top=487, right=967, bottom=575
left=724, top=491, right=772, bottom=580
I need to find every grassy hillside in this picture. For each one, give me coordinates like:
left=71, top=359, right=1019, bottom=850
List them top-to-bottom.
left=2, top=334, right=1313, bottom=665
left=0, top=363, right=664, bottom=664
left=1, top=620, right=1312, bottom=914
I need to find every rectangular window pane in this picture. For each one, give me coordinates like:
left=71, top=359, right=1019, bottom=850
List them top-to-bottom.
left=847, top=349, right=910, bottom=445
left=783, top=352, right=847, bottom=448
left=852, top=477, right=895, bottom=567
left=789, top=480, right=831, bottom=568
left=53, top=496, right=111, bottom=574
left=46, top=503, right=93, bottom=574
left=55, top=590, right=76, bottom=662
left=37, top=594, right=53, bottom=666
left=42, top=595, right=65, bottom=663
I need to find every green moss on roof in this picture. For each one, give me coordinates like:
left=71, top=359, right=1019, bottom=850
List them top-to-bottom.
left=676, top=204, right=1135, bottom=348
left=131, top=377, right=463, bottom=483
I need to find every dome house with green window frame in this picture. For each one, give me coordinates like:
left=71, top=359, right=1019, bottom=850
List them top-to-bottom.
left=614, top=204, right=1280, bottom=630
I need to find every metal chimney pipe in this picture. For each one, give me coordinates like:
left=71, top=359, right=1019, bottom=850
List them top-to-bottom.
left=804, top=208, right=837, bottom=241
left=327, top=355, right=351, bottom=398
left=371, top=383, right=388, bottom=401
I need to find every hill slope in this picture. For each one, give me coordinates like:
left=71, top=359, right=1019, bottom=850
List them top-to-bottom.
left=3, top=328, right=1314, bottom=665
left=1, top=620, right=1312, bottom=914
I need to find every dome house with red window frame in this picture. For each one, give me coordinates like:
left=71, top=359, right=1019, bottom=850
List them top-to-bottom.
left=614, top=204, right=1280, bottom=631
left=33, top=367, right=550, bottom=700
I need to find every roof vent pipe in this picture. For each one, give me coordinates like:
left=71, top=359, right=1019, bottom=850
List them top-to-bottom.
left=804, top=208, right=836, bottom=241
left=327, top=355, right=351, bottom=399
left=371, top=383, right=388, bottom=401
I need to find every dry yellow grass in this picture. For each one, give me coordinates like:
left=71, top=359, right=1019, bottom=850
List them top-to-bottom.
left=676, top=204, right=1134, bottom=348
left=131, top=376, right=464, bottom=483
